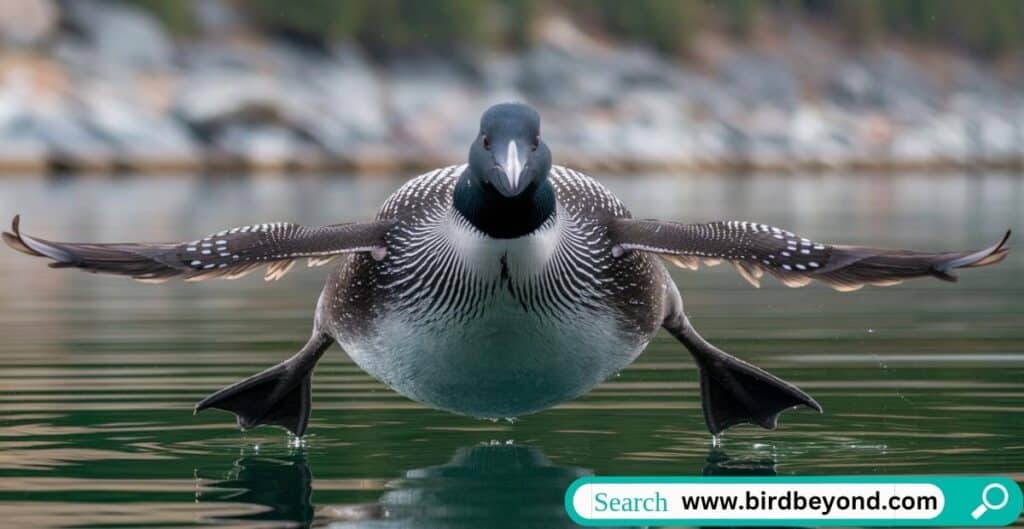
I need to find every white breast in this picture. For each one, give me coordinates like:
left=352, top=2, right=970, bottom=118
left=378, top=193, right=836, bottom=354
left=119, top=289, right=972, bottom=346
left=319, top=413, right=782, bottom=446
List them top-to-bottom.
left=443, top=207, right=563, bottom=281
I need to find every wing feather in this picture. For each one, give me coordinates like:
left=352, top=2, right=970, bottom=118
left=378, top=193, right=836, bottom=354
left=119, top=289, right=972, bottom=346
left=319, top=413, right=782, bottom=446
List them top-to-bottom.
left=3, top=215, right=394, bottom=283
left=611, top=219, right=1010, bottom=291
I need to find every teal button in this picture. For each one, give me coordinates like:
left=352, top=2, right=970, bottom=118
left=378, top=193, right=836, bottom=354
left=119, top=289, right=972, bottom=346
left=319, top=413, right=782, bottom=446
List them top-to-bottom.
left=564, top=476, right=1023, bottom=526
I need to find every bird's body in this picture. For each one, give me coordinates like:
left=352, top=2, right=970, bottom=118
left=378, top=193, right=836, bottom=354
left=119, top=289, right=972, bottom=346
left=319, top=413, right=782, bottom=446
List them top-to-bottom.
left=3, top=103, right=1010, bottom=437
left=323, top=164, right=665, bottom=417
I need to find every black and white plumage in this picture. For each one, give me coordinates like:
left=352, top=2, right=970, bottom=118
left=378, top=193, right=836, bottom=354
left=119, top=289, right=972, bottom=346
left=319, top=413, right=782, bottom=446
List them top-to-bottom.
left=4, top=103, right=1011, bottom=437
left=3, top=216, right=394, bottom=282
left=610, top=219, right=1011, bottom=291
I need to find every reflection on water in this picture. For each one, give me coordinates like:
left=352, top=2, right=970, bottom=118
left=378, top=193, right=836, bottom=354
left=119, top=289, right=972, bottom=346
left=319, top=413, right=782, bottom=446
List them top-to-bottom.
left=0, top=172, right=1021, bottom=528
left=197, top=444, right=781, bottom=528
left=200, top=444, right=591, bottom=528
left=353, top=444, right=589, bottom=528
left=201, top=453, right=316, bottom=526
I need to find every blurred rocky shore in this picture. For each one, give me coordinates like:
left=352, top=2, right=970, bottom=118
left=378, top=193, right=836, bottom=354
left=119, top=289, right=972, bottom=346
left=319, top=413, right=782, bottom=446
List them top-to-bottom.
left=1, top=0, right=1023, bottom=174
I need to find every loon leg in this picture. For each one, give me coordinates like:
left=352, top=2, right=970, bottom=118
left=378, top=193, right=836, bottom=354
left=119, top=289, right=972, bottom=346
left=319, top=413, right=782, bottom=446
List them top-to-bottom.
left=662, top=298, right=822, bottom=435
left=195, top=331, right=333, bottom=437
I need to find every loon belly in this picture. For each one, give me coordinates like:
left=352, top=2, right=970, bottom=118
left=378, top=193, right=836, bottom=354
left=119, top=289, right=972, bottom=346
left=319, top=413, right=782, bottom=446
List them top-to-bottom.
left=339, top=290, right=646, bottom=418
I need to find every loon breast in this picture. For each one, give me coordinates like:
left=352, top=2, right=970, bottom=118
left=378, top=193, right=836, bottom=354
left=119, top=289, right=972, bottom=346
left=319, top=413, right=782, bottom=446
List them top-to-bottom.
left=378, top=203, right=614, bottom=325
left=446, top=208, right=563, bottom=283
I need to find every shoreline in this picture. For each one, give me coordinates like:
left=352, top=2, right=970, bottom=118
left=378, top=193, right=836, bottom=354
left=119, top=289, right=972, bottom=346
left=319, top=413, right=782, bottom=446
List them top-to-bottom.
left=3, top=8, right=1023, bottom=183
left=0, top=156, right=1020, bottom=177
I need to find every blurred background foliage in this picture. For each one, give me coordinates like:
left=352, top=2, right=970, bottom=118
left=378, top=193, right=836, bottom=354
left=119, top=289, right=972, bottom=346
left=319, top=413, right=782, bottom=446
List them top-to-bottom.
left=124, top=0, right=1024, bottom=58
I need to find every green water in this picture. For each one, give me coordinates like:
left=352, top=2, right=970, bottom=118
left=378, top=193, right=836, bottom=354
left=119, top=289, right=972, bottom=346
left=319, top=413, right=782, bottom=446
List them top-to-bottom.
left=0, top=173, right=1021, bottom=528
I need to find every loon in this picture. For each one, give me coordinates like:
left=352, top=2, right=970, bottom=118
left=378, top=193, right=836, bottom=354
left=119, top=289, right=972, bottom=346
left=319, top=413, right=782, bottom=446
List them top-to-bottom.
left=3, top=103, right=1011, bottom=437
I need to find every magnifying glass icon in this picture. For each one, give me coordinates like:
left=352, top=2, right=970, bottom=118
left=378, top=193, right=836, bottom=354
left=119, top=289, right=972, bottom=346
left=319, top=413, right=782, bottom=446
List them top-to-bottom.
left=971, top=483, right=1010, bottom=520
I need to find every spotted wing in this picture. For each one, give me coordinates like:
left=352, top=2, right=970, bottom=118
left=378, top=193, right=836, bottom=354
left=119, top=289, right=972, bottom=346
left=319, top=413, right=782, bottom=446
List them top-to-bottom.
left=2, top=215, right=395, bottom=283
left=609, top=219, right=1010, bottom=291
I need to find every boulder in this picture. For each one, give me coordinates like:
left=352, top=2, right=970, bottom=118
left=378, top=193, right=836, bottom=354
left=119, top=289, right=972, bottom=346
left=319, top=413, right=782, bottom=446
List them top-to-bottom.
left=0, top=0, right=58, bottom=47
left=62, top=0, right=174, bottom=68
left=520, top=16, right=677, bottom=109
left=295, top=43, right=391, bottom=158
left=719, top=52, right=798, bottom=111
left=387, top=60, right=483, bottom=162
left=78, top=78, right=200, bottom=170
left=0, top=112, right=48, bottom=171
left=33, top=112, right=116, bottom=170
left=214, top=124, right=321, bottom=171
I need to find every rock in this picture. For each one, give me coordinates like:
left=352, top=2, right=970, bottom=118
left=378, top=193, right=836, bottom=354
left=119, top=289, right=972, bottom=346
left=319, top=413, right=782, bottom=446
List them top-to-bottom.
left=0, top=0, right=58, bottom=47
left=63, top=0, right=174, bottom=68
left=194, top=0, right=245, bottom=38
left=520, top=15, right=676, bottom=109
left=176, top=40, right=404, bottom=167
left=295, top=43, right=391, bottom=158
left=520, top=44, right=624, bottom=108
left=867, top=50, right=941, bottom=121
left=475, top=51, right=523, bottom=95
left=827, top=51, right=943, bottom=123
left=719, top=53, right=798, bottom=111
left=0, top=56, right=114, bottom=171
left=946, top=57, right=1006, bottom=100
left=387, top=60, right=483, bottom=162
left=828, top=62, right=880, bottom=107
left=174, top=68, right=319, bottom=169
left=175, top=70, right=292, bottom=130
left=78, top=79, right=200, bottom=170
left=610, top=90, right=690, bottom=164
left=789, top=104, right=844, bottom=166
left=34, top=112, right=116, bottom=170
left=969, top=112, right=1019, bottom=161
left=0, top=113, right=48, bottom=171
left=928, top=114, right=970, bottom=163
left=688, top=121, right=730, bottom=166
left=213, top=124, right=321, bottom=171
left=886, top=133, right=927, bottom=165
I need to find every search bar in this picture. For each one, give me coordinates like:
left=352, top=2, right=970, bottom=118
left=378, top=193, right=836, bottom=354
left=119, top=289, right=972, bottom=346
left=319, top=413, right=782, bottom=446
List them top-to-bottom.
left=565, top=476, right=1023, bottom=526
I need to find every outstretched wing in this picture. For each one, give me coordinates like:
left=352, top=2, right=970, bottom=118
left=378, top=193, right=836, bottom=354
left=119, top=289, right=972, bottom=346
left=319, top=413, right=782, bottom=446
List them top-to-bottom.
left=2, top=215, right=395, bottom=283
left=609, top=219, right=1010, bottom=291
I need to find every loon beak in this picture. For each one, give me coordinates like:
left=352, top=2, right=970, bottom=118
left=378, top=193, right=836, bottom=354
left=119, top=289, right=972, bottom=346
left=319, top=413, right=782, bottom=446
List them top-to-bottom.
left=496, top=140, right=526, bottom=196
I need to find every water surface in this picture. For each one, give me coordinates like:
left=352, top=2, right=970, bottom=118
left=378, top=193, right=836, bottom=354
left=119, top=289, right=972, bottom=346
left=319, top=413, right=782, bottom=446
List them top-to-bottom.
left=0, top=172, right=1021, bottom=528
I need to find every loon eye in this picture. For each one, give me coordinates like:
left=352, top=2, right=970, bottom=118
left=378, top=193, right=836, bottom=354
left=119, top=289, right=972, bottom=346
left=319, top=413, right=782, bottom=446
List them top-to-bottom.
left=482, top=135, right=490, bottom=150
left=532, top=136, right=540, bottom=151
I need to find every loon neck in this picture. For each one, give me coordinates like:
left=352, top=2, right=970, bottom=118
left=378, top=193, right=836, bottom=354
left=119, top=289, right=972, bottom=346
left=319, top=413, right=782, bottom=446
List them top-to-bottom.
left=452, top=168, right=556, bottom=239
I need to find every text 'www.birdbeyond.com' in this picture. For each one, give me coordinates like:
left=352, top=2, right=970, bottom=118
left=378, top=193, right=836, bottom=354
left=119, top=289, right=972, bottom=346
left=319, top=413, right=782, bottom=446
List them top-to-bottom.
left=565, top=476, right=1023, bottom=526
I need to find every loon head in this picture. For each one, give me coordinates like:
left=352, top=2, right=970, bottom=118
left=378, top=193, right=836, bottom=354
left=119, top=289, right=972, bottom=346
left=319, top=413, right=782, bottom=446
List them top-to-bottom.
left=455, top=103, right=556, bottom=238
left=467, top=103, right=552, bottom=198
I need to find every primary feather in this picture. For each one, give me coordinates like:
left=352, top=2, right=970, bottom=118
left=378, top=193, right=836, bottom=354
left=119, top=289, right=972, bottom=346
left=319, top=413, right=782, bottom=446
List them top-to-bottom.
left=2, top=215, right=394, bottom=283
left=609, top=219, right=1010, bottom=291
